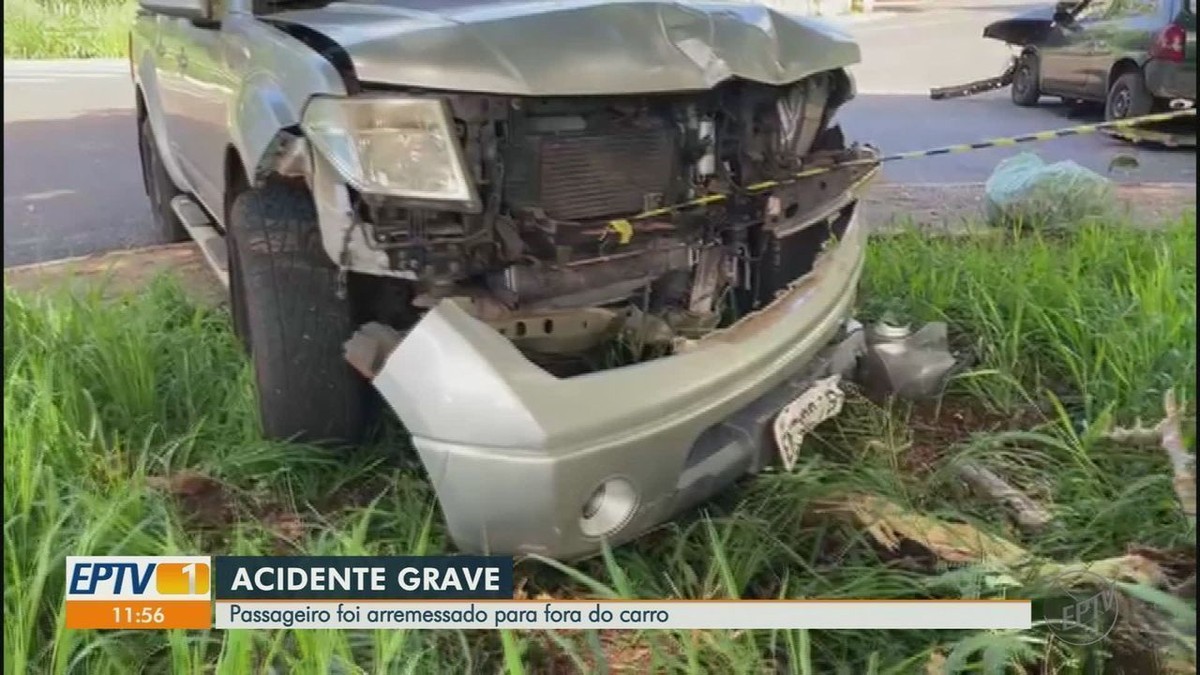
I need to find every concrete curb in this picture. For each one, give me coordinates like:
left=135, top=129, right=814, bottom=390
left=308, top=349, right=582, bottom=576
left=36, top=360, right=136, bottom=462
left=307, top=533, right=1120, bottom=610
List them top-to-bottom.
left=860, top=181, right=1197, bottom=231
left=4, top=242, right=196, bottom=275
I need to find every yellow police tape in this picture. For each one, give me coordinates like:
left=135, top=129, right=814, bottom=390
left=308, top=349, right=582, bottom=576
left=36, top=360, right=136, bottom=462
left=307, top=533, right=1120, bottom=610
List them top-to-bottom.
left=604, top=107, right=1197, bottom=244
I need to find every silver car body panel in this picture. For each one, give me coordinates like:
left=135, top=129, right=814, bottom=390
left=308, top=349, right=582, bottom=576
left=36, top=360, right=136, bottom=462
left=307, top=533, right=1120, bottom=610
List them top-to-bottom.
left=131, top=0, right=876, bottom=559
left=132, top=0, right=860, bottom=267
left=267, top=0, right=860, bottom=95
left=131, top=9, right=349, bottom=226
left=132, top=15, right=193, bottom=195
left=370, top=194, right=870, bottom=559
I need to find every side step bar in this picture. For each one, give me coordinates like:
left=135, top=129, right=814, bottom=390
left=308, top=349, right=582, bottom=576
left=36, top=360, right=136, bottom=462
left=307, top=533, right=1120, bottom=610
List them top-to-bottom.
left=170, top=195, right=229, bottom=289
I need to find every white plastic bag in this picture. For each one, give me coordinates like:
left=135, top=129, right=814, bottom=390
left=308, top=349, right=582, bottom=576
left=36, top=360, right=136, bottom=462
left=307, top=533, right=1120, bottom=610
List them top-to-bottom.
left=984, top=152, right=1114, bottom=227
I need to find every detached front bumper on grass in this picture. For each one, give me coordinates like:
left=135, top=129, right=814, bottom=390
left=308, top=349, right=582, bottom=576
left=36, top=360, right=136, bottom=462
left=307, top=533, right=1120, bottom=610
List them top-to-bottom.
left=344, top=196, right=869, bottom=560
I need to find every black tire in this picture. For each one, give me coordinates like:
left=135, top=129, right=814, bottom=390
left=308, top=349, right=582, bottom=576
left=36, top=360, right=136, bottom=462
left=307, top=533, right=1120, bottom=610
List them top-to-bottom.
left=1011, top=52, right=1042, bottom=107
left=1105, top=71, right=1154, bottom=122
left=138, top=118, right=189, bottom=243
left=227, top=179, right=370, bottom=445
left=227, top=228, right=252, bottom=355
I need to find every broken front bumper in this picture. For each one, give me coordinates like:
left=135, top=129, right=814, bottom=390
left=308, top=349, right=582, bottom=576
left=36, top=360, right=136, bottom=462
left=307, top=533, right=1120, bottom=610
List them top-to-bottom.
left=367, top=201, right=868, bottom=560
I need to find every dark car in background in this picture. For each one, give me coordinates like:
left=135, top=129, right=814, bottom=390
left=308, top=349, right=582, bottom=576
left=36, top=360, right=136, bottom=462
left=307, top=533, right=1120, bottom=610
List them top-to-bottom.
left=991, top=0, right=1196, bottom=119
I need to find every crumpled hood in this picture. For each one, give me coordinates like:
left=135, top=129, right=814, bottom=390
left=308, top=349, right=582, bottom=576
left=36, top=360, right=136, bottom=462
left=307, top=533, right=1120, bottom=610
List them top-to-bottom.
left=268, top=0, right=860, bottom=95
left=982, top=6, right=1059, bottom=46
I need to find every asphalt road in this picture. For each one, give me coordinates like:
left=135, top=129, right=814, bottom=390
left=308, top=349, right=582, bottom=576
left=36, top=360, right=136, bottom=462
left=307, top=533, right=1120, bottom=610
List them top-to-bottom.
left=833, top=0, right=1198, bottom=184
left=3, top=1, right=1196, bottom=266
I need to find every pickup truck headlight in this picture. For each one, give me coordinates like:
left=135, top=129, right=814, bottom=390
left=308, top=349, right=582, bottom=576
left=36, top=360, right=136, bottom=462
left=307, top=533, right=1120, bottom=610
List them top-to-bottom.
left=301, top=96, right=481, bottom=212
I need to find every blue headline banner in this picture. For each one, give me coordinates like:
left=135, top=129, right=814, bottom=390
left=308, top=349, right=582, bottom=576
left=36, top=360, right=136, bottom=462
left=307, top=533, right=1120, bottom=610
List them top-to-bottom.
left=213, top=556, right=514, bottom=600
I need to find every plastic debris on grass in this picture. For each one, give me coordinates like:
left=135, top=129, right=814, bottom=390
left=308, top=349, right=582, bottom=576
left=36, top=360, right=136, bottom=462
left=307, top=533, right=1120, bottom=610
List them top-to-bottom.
left=984, top=152, right=1115, bottom=228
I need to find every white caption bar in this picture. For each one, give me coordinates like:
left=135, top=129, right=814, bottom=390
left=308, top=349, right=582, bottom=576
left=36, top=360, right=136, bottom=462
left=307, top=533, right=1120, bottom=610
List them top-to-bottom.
left=216, top=600, right=1031, bottom=630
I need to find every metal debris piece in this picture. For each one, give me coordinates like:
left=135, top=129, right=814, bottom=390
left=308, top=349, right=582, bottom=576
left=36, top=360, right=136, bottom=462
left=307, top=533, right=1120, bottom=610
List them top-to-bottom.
left=929, top=61, right=1016, bottom=100
left=1102, top=127, right=1197, bottom=148
left=1106, top=153, right=1141, bottom=175
left=687, top=247, right=726, bottom=315
left=620, top=306, right=676, bottom=347
left=663, top=308, right=723, bottom=339
left=827, top=319, right=868, bottom=380
left=859, top=321, right=958, bottom=399
left=344, top=322, right=404, bottom=379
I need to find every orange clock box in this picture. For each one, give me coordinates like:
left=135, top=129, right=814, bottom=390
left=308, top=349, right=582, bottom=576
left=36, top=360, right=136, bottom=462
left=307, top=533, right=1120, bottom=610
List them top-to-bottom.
left=66, top=600, right=212, bottom=630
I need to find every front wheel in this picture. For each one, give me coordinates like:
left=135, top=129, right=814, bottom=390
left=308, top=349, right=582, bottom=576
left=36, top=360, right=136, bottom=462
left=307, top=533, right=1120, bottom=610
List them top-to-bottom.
left=1011, top=53, right=1042, bottom=107
left=1105, top=71, right=1154, bottom=122
left=227, top=179, right=372, bottom=445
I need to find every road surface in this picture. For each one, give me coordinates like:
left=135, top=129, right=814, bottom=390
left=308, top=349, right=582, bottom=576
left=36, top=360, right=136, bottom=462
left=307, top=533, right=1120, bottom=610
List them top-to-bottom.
left=4, top=0, right=1196, bottom=266
left=832, top=0, right=1197, bottom=184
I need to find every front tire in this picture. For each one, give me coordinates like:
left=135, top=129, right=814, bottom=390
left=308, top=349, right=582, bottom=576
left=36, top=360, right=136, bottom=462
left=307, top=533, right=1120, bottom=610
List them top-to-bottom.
left=1011, top=52, right=1042, bottom=107
left=1105, top=71, right=1154, bottom=122
left=138, top=118, right=189, bottom=243
left=227, top=179, right=370, bottom=445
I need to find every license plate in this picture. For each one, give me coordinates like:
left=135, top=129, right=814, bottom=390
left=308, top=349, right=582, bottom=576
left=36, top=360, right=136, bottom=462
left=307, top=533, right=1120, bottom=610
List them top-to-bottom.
left=773, top=374, right=845, bottom=472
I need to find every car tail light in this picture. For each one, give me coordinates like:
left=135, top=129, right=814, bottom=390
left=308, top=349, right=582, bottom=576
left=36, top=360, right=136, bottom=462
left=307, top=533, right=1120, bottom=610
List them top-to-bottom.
left=1151, top=24, right=1187, bottom=62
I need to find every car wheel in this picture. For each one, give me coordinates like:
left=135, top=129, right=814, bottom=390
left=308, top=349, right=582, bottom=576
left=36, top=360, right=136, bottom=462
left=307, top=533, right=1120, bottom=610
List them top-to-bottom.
left=1011, top=53, right=1041, bottom=107
left=1105, top=71, right=1154, bottom=122
left=138, top=118, right=189, bottom=243
left=227, top=179, right=371, bottom=445
left=227, top=226, right=251, bottom=355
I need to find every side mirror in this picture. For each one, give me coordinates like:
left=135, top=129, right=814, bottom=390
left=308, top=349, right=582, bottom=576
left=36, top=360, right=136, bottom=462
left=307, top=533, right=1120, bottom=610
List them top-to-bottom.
left=139, top=0, right=212, bottom=21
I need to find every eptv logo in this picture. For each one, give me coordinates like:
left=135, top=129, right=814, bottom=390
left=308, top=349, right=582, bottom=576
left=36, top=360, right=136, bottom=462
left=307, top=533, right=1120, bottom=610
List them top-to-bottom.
left=65, top=557, right=212, bottom=630
left=67, top=557, right=210, bottom=597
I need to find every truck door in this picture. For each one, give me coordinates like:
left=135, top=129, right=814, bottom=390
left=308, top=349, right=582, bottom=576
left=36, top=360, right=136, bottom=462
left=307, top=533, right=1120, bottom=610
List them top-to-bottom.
left=1042, top=0, right=1113, bottom=95
left=1079, top=0, right=1167, bottom=100
left=166, top=8, right=235, bottom=220
left=147, top=14, right=193, bottom=192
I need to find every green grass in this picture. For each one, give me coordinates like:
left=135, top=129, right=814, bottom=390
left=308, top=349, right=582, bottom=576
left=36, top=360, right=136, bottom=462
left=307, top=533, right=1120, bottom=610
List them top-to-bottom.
left=3, top=0, right=135, bottom=59
left=4, top=217, right=1196, bottom=673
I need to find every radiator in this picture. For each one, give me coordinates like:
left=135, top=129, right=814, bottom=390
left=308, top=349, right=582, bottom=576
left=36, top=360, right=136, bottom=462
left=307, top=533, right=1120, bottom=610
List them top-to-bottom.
left=504, top=125, right=677, bottom=222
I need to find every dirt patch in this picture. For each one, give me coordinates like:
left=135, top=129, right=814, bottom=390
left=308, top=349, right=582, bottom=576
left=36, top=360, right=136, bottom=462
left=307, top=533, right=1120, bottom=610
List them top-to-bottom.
left=863, top=181, right=1197, bottom=233
left=903, top=398, right=1048, bottom=475
left=146, top=469, right=309, bottom=553
left=146, top=470, right=236, bottom=532
left=533, top=631, right=660, bottom=674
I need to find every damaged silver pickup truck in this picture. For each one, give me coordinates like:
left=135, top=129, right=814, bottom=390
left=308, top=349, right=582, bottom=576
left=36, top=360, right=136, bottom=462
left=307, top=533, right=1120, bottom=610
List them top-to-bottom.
left=132, top=0, right=914, bottom=559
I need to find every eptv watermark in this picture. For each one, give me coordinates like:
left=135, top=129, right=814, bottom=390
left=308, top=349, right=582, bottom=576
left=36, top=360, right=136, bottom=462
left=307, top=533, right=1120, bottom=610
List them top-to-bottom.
left=1040, top=570, right=1120, bottom=646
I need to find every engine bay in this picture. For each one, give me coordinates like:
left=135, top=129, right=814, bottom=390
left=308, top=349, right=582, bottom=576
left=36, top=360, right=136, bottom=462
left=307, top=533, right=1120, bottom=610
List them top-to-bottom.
left=345, top=70, right=878, bottom=373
